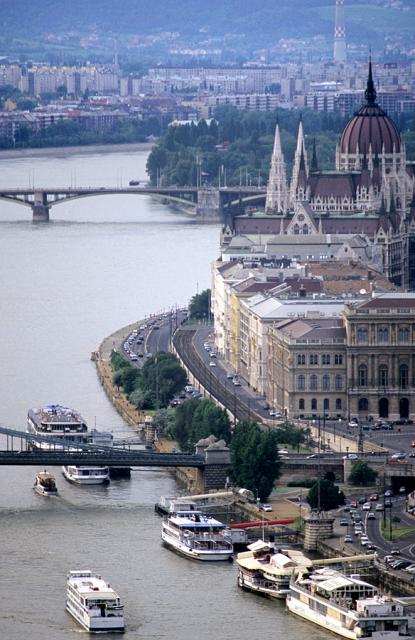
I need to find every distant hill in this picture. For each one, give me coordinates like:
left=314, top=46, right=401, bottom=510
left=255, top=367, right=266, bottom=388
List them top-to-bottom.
left=2, top=0, right=412, bottom=45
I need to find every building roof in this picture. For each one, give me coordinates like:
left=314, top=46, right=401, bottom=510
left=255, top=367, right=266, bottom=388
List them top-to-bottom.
left=355, top=293, right=415, bottom=310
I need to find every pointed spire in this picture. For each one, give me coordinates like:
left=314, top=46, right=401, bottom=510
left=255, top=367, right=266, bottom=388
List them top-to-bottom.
left=365, top=55, right=377, bottom=105
left=290, top=117, right=309, bottom=206
left=265, top=122, right=289, bottom=214
left=311, top=138, right=318, bottom=173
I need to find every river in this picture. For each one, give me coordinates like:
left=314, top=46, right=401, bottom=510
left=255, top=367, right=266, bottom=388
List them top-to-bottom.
left=0, top=145, right=329, bottom=639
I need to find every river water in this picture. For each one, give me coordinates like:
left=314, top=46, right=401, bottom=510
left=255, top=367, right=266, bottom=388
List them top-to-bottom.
left=0, top=145, right=329, bottom=639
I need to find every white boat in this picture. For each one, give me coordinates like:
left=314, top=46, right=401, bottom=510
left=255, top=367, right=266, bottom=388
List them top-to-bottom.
left=27, top=405, right=87, bottom=449
left=62, top=465, right=110, bottom=485
left=33, top=470, right=58, bottom=496
left=161, top=509, right=233, bottom=561
left=236, top=540, right=311, bottom=599
left=286, top=566, right=410, bottom=639
left=66, top=570, right=125, bottom=633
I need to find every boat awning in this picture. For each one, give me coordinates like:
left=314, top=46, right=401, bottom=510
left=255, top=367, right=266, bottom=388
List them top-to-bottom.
left=247, top=540, right=271, bottom=553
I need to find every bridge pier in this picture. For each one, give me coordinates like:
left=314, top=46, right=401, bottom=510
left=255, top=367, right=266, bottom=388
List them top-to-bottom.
left=196, top=188, right=223, bottom=222
left=32, top=191, right=50, bottom=222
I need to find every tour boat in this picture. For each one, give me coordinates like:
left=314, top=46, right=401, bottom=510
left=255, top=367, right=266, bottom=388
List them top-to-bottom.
left=27, top=405, right=88, bottom=449
left=62, top=465, right=110, bottom=485
left=33, top=470, right=58, bottom=496
left=161, top=508, right=233, bottom=561
left=236, top=540, right=311, bottom=599
left=286, top=566, right=409, bottom=639
left=66, top=570, right=125, bottom=633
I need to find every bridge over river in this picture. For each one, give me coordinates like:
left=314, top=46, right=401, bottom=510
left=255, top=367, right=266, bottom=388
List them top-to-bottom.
left=0, top=185, right=266, bottom=222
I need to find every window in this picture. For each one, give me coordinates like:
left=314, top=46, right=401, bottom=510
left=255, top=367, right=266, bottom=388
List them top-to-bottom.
left=302, top=223, right=309, bottom=235
left=293, top=224, right=300, bottom=235
left=357, top=327, right=368, bottom=343
left=377, top=327, right=389, bottom=343
left=398, top=327, right=410, bottom=343
left=297, top=354, right=305, bottom=365
left=309, top=354, right=318, bottom=365
left=322, top=354, right=331, bottom=365
left=334, top=354, right=343, bottom=365
left=399, top=364, right=409, bottom=389
left=358, top=365, right=367, bottom=387
left=379, top=365, right=388, bottom=388
left=297, top=374, right=306, bottom=390
left=310, top=374, right=318, bottom=390
left=322, top=374, right=330, bottom=390
left=335, top=374, right=343, bottom=390
left=299, top=398, right=305, bottom=410
left=311, top=398, right=317, bottom=411
left=324, top=398, right=330, bottom=411
left=335, top=398, right=342, bottom=410
left=358, top=398, right=369, bottom=412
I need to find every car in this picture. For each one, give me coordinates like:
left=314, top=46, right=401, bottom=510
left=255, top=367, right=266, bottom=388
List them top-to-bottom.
left=209, top=352, right=217, bottom=358
left=129, top=353, right=138, bottom=361
left=137, top=353, right=144, bottom=358
left=146, top=353, right=153, bottom=359
left=209, top=361, right=216, bottom=367
left=226, top=372, right=234, bottom=379
left=233, top=379, right=241, bottom=386
left=185, top=385, right=194, bottom=393
left=191, top=391, right=202, bottom=398
left=394, top=418, right=413, bottom=425
left=348, top=420, right=359, bottom=428
left=411, top=440, right=415, bottom=448
left=279, top=449, right=289, bottom=454
left=390, top=452, right=406, bottom=460
left=343, top=453, right=358, bottom=460
left=409, top=453, right=415, bottom=458
left=307, top=454, right=318, bottom=459
left=399, top=486, right=406, bottom=494
left=384, top=490, right=393, bottom=497
left=369, top=494, right=379, bottom=501
left=358, top=497, right=367, bottom=505
left=385, top=499, right=392, bottom=507
left=350, top=501, right=358, bottom=509
left=362, top=502, right=371, bottom=511
left=259, top=503, right=272, bottom=512
left=367, top=512, right=376, bottom=520
left=339, top=517, right=348, bottom=526
left=344, top=535, right=353, bottom=543
left=361, top=540, right=371, bottom=547
left=366, top=544, right=377, bottom=551
left=390, top=548, right=400, bottom=555
left=384, top=555, right=395, bottom=563
left=392, top=560, right=412, bottom=570
left=404, top=565, right=415, bottom=573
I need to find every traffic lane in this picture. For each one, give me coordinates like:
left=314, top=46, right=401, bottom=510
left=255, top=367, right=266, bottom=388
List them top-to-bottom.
left=323, top=420, right=415, bottom=454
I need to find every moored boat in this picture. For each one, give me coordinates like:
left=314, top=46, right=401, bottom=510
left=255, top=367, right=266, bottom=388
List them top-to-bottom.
left=27, top=405, right=87, bottom=449
left=62, top=465, right=110, bottom=485
left=33, top=470, right=58, bottom=496
left=161, top=508, right=233, bottom=561
left=236, top=540, right=311, bottom=599
left=286, top=566, right=410, bottom=639
left=66, top=570, right=125, bottom=633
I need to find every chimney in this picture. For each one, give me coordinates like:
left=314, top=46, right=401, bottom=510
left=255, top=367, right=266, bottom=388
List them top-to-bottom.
left=334, top=0, right=347, bottom=64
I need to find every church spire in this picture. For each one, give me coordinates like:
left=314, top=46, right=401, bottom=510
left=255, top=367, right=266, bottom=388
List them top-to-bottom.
left=365, top=55, right=377, bottom=105
left=290, top=117, right=308, bottom=205
left=265, top=122, right=289, bottom=214
left=310, top=138, right=319, bottom=173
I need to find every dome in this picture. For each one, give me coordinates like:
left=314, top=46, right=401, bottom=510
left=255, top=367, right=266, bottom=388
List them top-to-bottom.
left=340, top=61, right=401, bottom=156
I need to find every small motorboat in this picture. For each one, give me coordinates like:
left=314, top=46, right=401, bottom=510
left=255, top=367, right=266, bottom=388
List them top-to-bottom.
left=34, top=470, right=58, bottom=496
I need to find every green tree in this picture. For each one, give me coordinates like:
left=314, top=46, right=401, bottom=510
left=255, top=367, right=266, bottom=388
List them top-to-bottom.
left=189, top=289, right=210, bottom=320
left=140, top=352, right=187, bottom=407
left=129, top=388, right=153, bottom=409
left=172, top=398, right=201, bottom=451
left=191, top=400, right=231, bottom=444
left=152, top=407, right=176, bottom=436
left=230, top=421, right=281, bottom=501
left=274, top=423, right=307, bottom=451
left=348, top=461, right=378, bottom=486
left=306, top=479, right=345, bottom=511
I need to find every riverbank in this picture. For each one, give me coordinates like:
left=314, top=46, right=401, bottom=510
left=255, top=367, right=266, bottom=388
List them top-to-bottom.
left=0, top=141, right=154, bottom=160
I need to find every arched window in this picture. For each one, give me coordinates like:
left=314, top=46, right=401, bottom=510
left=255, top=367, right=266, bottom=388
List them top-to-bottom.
left=293, top=224, right=300, bottom=235
left=302, top=224, right=309, bottom=235
left=357, top=327, right=368, bottom=343
left=377, top=327, right=389, bottom=343
left=398, top=327, right=410, bottom=343
left=297, top=354, right=305, bottom=365
left=309, top=354, right=318, bottom=365
left=322, top=354, right=331, bottom=365
left=335, top=354, right=343, bottom=365
left=399, top=364, right=409, bottom=389
left=358, top=365, right=367, bottom=387
left=379, top=365, right=388, bottom=387
left=297, top=374, right=305, bottom=390
left=310, top=374, right=318, bottom=390
left=322, top=374, right=330, bottom=390
left=335, top=374, right=343, bottom=390
left=299, top=398, right=305, bottom=410
left=311, top=398, right=317, bottom=411
left=323, top=398, right=330, bottom=411
left=335, top=398, right=342, bottom=410
left=358, top=398, right=369, bottom=412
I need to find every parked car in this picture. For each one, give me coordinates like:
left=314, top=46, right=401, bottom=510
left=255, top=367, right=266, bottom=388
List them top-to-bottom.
left=209, top=361, right=217, bottom=367
left=226, top=372, right=234, bottom=379
left=233, top=378, right=241, bottom=386
left=394, top=418, right=413, bottom=426
left=348, top=420, right=359, bottom=428
left=390, top=452, right=406, bottom=460
left=343, top=453, right=358, bottom=460
left=362, top=502, right=371, bottom=511
left=259, top=503, right=272, bottom=512
left=367, top=512, right=376, bottom=520
left=339, top=517, right=349, bottom=526
left=344, top=535, right=353, bottom=543
left=390, top=548, right=400, bottom=555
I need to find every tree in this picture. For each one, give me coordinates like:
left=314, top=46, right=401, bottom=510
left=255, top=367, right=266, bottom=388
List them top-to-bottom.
left=189, top=289, right=210, bottom=320
left=140, top=351, right=187, bottom=407
left=172, top=398, right=201, bottom=451
left=191, top=400, right=231, bottom=444
left=152, top=407, right=176, bottom=436
left=230, top=421, right=281, bottom=501
left=274, top=422, right=307, bottom=451
left=348, top=460, right=378, bottom=486
left=306, top=479, right=345, bottom=511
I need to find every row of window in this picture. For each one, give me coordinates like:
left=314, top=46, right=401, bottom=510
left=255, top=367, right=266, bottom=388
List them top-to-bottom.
left=356, top=326, right=411, bottom=343
left=297, top=354, right=343, bottom=366
left=357, top=363, right=410, bottom=388
left=297, top=374, right=343, bottom=391
left=298, top=398, right=342, bottom=411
